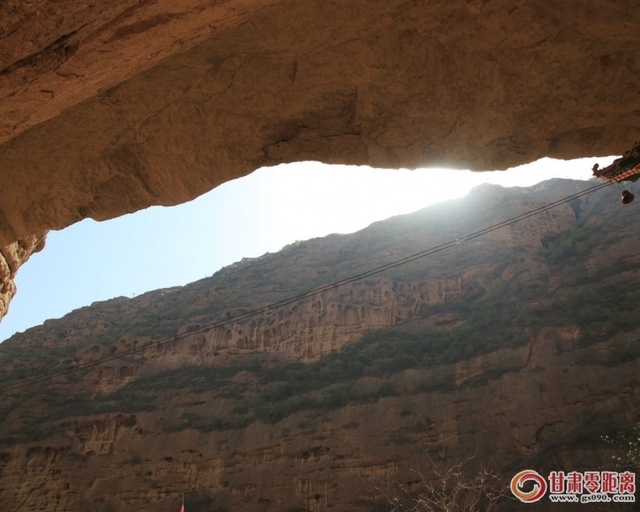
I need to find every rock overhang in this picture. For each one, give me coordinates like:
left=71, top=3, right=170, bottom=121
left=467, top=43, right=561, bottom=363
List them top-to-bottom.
left=0, top=0, right=639, bottom=320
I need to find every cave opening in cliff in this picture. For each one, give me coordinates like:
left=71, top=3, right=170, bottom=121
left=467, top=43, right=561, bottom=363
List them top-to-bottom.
left=0, top=156, right=613, bottom=343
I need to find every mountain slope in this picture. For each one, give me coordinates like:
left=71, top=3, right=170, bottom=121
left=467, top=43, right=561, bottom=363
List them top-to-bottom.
left=1, top=179, right=640, bottom=511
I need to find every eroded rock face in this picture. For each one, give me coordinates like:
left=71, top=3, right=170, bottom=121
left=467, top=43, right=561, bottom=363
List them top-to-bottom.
left=0, top=0, right=639, bottom=318
left=1, top=0, right=640, bottom=246
left=1, top=181, right=640, bottom=511
left=0, top=233, right=46, bottom=322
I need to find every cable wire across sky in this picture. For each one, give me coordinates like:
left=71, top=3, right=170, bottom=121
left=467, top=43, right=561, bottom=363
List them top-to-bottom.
left=0, top=180, right=612, bottom=394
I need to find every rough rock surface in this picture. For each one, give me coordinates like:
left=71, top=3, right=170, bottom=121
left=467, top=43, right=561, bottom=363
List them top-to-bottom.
left=1, top=0, right=639, bottom=318
left=1, top=0, right=640, bottom=247
left=1, top=181, right=640, bottom=511
left=0, top=232, right=46, bottom=323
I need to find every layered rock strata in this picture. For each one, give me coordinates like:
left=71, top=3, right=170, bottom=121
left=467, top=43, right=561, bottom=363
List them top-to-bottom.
left=1, top=181, right=640, bottom=511
left=0, top=232, right=46, bottom=322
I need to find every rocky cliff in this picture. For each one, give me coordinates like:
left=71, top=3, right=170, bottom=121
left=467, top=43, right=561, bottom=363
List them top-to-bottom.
left=1, top=0, right=640, bottom=320
left=1, top=179, right=640, bottom=511
left=0, top=232, right=47, bottom=323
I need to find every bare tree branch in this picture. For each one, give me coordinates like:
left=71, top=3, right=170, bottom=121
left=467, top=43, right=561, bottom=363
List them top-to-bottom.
left=381, top=446, right=509, bottom=512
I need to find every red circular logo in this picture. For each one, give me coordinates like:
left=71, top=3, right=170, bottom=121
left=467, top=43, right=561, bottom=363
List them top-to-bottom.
left=511, top=470, right=548, bottom=503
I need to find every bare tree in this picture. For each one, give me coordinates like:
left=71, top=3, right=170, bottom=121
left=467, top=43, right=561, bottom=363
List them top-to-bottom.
left=381, top=448, right=508, bottom=512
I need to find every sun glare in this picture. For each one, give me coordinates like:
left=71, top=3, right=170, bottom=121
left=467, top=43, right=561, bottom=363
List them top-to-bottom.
left=0, top=156, right=613, bottom=342
left=254, top=157, right=600, bottom=251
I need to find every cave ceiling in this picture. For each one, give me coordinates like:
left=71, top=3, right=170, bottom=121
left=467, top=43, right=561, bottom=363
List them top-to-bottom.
left=0, top=0, right=639, bottom=321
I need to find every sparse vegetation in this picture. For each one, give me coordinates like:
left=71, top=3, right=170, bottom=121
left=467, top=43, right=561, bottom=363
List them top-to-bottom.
left=1, top=182, right=640, bottom=481
left=542, top=220, right=604, bottom=267
left=6, top=243, right=640, bottom=442
left=0, top=278, right=536, bottom=441
left=545, top=280, right=640, bottom=347
left=380, top=448, right=508, bottom=512
left=183, top=489, right=230, bottom=512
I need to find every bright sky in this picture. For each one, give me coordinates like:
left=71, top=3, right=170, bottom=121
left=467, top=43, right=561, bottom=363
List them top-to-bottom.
left=0, top=157, right=609, bottom=343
